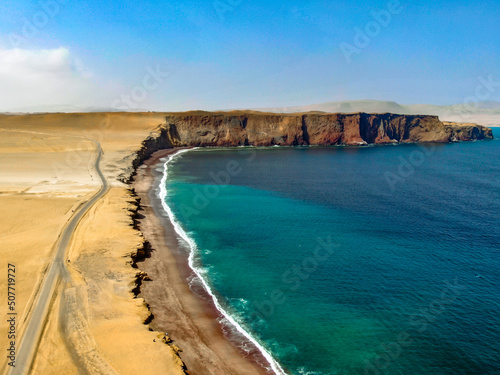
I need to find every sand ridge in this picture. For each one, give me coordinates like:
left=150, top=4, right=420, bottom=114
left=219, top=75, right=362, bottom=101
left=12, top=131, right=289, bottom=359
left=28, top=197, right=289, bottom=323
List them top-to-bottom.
left=0, top=112, right=267, bottom=375
left=0, top=114, right=187, bottom=375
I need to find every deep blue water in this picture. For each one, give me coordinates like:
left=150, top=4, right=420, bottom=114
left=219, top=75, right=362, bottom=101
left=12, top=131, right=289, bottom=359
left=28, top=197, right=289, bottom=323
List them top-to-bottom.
left=162, top=131, right=500, bottom=375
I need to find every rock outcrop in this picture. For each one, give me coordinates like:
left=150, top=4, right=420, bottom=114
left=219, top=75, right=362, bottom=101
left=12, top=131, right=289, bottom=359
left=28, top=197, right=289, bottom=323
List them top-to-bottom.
left=123, top=111, right=492, bottom=182
left=161, top=111, right=492, bottom=147
left=442, top=121, right=493, bottom=142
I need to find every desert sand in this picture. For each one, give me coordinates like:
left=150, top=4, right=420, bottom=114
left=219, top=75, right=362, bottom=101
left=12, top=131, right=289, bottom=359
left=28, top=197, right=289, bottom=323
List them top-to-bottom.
left=1, top=111, right=492, bottom=375
left=0, top=112, right=267, bottom=375
left=0, top=128, right=98, bottom=373
left=132, top=149, right=266, bottom=375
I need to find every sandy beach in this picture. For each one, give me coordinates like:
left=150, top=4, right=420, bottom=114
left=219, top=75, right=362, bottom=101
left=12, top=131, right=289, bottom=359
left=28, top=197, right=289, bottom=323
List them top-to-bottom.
left=1, top=2, right=496, bottom=371
left=1, top=111, right=493, bottom=374
left=0, top=112, right=274, bottom=375
left=0, top=113, right=191, bottom=375
left=132, top=148, right=268, bottom=375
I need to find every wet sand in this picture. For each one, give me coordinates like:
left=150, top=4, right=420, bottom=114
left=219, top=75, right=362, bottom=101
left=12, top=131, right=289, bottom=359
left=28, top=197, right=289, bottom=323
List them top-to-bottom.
left=132, top=148, right=269, bottom=375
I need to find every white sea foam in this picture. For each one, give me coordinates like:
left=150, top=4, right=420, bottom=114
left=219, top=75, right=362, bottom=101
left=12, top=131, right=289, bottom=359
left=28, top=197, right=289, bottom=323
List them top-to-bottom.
left=158, top=148, right=287, bottom=375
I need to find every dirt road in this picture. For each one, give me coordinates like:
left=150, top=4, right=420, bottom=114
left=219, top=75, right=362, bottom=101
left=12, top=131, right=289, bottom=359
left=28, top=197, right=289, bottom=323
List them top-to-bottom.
left=8, top=139, right=109, bottom=375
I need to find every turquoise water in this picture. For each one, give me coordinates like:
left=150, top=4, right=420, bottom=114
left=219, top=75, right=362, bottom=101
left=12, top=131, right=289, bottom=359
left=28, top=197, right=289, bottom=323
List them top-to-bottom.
left=161, top=131, right=500, bottom=375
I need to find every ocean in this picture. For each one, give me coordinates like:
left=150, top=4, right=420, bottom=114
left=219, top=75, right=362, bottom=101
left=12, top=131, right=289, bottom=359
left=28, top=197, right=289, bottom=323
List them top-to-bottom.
left=159, top=130, right=500, bottom=375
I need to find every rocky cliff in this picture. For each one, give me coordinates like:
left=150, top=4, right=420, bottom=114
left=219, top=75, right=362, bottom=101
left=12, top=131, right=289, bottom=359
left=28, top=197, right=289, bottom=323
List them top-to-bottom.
left=123, top=111, right=492, bottom=182
left=161, top=111, right=492, bottom=147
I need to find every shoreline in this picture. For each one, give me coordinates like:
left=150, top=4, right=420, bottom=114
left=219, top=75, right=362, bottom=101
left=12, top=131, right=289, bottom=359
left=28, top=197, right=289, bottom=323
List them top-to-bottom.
left=132, top=148, right=274, bottom=375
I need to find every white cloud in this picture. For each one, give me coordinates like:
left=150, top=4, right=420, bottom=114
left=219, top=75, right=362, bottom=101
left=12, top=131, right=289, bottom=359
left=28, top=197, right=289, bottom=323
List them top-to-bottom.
left=0, top=47, right=111, bottom=112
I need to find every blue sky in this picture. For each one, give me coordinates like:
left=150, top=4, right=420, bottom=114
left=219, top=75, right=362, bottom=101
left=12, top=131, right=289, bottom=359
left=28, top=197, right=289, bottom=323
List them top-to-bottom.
left=0, top=0, right=498, bottom=111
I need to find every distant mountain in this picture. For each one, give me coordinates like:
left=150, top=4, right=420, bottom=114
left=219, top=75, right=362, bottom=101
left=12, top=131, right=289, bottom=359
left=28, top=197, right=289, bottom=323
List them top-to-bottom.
left=3, top=100, right=499, bottom=127
left=254, top=100, right=500, bottom=126
left=257, top=100, right=408, bottom=114
left=476, top=101, right=500, bottom=109
left=2, top=105, right=147, bottom=113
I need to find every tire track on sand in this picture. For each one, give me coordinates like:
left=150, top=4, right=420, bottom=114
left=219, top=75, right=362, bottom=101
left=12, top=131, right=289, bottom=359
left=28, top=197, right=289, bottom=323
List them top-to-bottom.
left=7, top=136, right=116, bottom=375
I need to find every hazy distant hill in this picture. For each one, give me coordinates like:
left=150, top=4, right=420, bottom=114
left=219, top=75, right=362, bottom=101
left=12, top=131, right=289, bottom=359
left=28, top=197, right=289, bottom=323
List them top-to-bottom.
left=4, top=100, right=499, bottom=127
left=255, top=100, right=500, bottom=126
left=2, top=105, right=126, bottom=114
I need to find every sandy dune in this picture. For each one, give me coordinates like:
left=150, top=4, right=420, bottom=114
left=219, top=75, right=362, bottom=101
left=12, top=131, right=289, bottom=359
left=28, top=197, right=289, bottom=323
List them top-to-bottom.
left=0, top=110, right=495, bottom=375
left=0, top=113, right=187, bottom=374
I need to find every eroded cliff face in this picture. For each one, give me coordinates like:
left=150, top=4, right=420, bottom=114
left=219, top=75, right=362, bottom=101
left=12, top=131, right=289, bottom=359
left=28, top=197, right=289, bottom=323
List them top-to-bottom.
left=123, top=111, right=492, bottom=182
left=161, top=111, right=493, bottom=147
left=442, top=121, right=494, bottom=142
